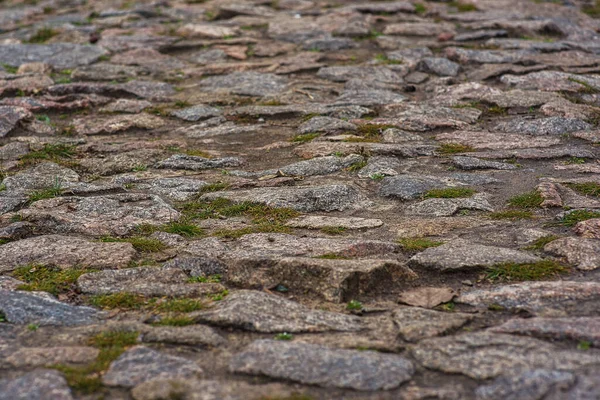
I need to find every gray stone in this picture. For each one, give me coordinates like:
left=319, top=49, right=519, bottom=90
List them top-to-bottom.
left=303, top=36, right=356, bottom=51
left=0, top=44, right=108, bottom=69
left=446, top=47, right=527, bottom=64
left=418, top=58, right=460, bottom=77
left=317, top=66, right=402, bottom=83
left=200, top=72, right=287, bottom=97
left=334, top=89, right=406, bottom=107
left=100, top=99, right=152, bottom=113
left=171, top=105, right=222, bottom=122
left=0, top=106, right=32, bottom=138
left=72, top=114, right=165, bottom=135
left=297, top=116, right=356, bottom=134
left=493, top=117, right=591, bottom=136
left=182, top=123, right=260, bottom=139
left=436, top=131, right=560, bottom=150
left=0, top=141, right=29, bottom=160
left=155, top=154, right=242, bottom=171
left=232, top=155, right=363, bottom=178
left=357, top=156, right=402, bottom=178
left=452, top=156, right=517, bottom=170
left=2, top=162, right=79, bottom=194
left=379, top=175, right=448, bottom=200
left=141, top=177, right=208, bottom=201
left=201, top=184, right=370, bottom=212
left=405, top=193, right=494, bottom=217
left=285, top=215, right=383, bottom=230
left=0, top=222, right=33, bottom=241
left=0, top=235, right=136, bottom=273
left=544, top=237, right=600, bottom=271
left=409, top=240, right=540, bottom=271
left=77, top=266, right=225, bottom=297
left=456, top=281, right=600, bottom=316
left=0, top=290, right=104, bottom=326
left=193, top=290, right=362, bottom=332
left=392, top=307, right=473, bottom=341
left=490, top=317, right=600, bottom=346
left=142, top=325, right=226, bottom=347
left=411, top=332, right=599, bottom=380
left=230, top=339, right=414, bottom=390
left=3, top=346, right=99, bottom=368
left=103, top=346, right=202, bottom=388
left=546, top=368, right=600, bottom=399
left=0, top=370, right=73, bottom=400
left=475, top=370, right=576, bottom=400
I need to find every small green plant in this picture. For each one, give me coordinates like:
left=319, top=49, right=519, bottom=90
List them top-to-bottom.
left=448, top=1, right=478, bottom=12
left=414, top=2, right=427, bottom=14
left=27, top=27, right=58, bottom=43
left=374, top=54, right=402, bottom=65
left=1, top=63, right=18, bottom=74
left=568, top=77, right=599, bottom=93
left=174, top=100, right=191, bottom=108
left=487, top=105, right=507, bottom=115
left=36, top=114, right=51, bottom=123
left=291, top=133, right=319, bottom=143
left=438, top=143, right=475, bottom=154
left=20, top=144, right=76, bottom=166
left=185, top=149, right=212, bottom=158
left=565, top=157, right=586, bottom=165
left=346, top=160, right=367, bottom=172
left=132, top=164, right=147, bottom=172
left=370, top=173, right=385, bottom=181
left=199, top=182, right=228, bottom=193
left=566, top=182, right=600, bottom=197
left=28, top=184, right=62, bottom=203
left=424, top=187, right=475, bottom=199
left=507, top=191, right=543, bottom=208
left=488, top=210, right=534, bottom=220
left=551, top=210, right=600, bottom=227
left=162, top=221, right=203, bottom=237
left=320, top=226, right=347, bottom=235
left=524, top=235, right=560, bottom=250
left=398, top=237, right=443, bottom=252
left=314, top=253, right=350, bottom=260
left=485, top=260, right=569, bottom=282
left=13, top=265, right=87, bottom=296
left=188, top=274, right=222, bottom=283
left=211, top=289, right=229, bottom=301
left=89, top=293, right=145, bottom=309
left=155, top=298, right=204, bottom=313
left=346, top=300, right=363, bottom=311
left=439, top=302, right=455, bottom=312
left=487, top=303, right=505, bottom=311
left=0, top=312, right=6, bottom=322
left=153, top=316, right=195, bottom=326
left=27, top=323, right=39, bottom=331
left=274, top=332, right=293, bottom=340
left=578, top=341, right=592, bottom=350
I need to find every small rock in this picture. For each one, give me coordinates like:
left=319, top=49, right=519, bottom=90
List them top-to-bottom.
left=170, top=105, right=222, bottom=122
left=154, top=154, right=242, bottom=171
left=452, top=156, right=516, bottom=170
left=544, top=237, right=600, bottom=270
left=398, top=287, right=455, bottom=308
left=392, top=307, right=473, bottom=341
left=490, top=317, right=600, bottom=346
left=0, top=370, right=74, bottom=400
left=475, top=370, right=575, bottom=400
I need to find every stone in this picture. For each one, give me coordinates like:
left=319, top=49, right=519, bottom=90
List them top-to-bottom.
left=384, top=22, right=455, bottom=37
left=177, top=24, right=239, bottom=39
left=0, top=44, right=108, bottom=69
left=418, top=58, right=460, bottom=77
left=317, top=66, right=401, bottom=83
left=200, top=72, right=287, bottom=97
left=100, top=99, right=152, bottom=113
left=171, top=105, right=222, bottom=121
left=0, top=106, right=32, bottom=138
left=72, top=114, right=165, bottom=135
left=297, top=116, right=356, bottom=134
left=493, top=117, right=591, bottom=136
left=436, top=131, right=560, bottom=150
left=155, top=154, right=243, bottom=171
left=232, top=155, right=363, bottom=178
left=357, top=156, right=402, bottom=178
left=452, top=156, right=516, bottom=170
left=2, top=162, right=79, bottom=194
left=379, top=175, right=448, bottom=200
left=201, top=184, right=370, bottom=212
left=19, top=193, right=180, bottom=237
left=405, top=194, right=494, bottom=217
left=285, top=215, right=383, bottom=230
left=574, top=218, right=600, bottom=239
left=0, top=221, right=33, bottom=241
left=0, top=235, right=135, bottom=273
left=543, top=237, right=600, bottom=270
left=409, top=240, right=541, bottom=271
left=272, top=257, right=417, bottom=302
left=77, top=266, right=225, bottom=297
left=457, top=281, right=600, bottom=316
left=398, top=287, right=456, bottom=309
left=0, top=290, right=104, bottom=326
left=192, top=290, right=362, bottom=332
left=392, top=307, right=473, bottom=341
left=490, top=317, right=600, bottom=346
left=142, top=325, right=226, bottom=347
left=411, top=332, right=599, bottom=380
left=230, top=339, right=414, bottom=390
left=3, top=346, right=99, bottom=368
left=103, top=346, right=202, bottom=388
left=545, top=368, right=600, bottom=399
left=0, top=370, right=74, bottom=400
left=475, top=370, right=576, bottom=400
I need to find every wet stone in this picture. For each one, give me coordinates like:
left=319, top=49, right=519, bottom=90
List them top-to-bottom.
left=192, top=290, right=362, bottom=333
left=229, top=339, right=414, bottom=390
left=0, top=370, right=74, bottom=400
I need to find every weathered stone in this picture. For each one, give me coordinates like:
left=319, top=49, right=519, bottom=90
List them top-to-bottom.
left=384, top=22, right=455, bottom=37
left=177, top=24, right=239, bottom=39
left=0, top=44, right=108, bottom=69
left=418, top=58, right=460, bottom=77
left=317, top=66, right=401, bottom=83
left=200, top=72, right=287, bottom=97
left=100, top=99, right=152, bottom=113
left=171, top=105, right=222, bottom=121
left=0, top=106, right=32, bottom=138
left=72, top=114, right=165, bottom=135
left=297, top=116, right=356, bottom=134
left=493, top=117, right=591, bottom=136
left=436, top=131, right=560, bottom=150
left=155, top=154, right=243, bottom=171
left=232, top=155, right=363, bottom=178
left=357, top=156, right=402, bottom=178
left=452, top=156, right=516, bottom=170
left=379, top=175, right=448, bottom=200
left=405, top=194, right=494, bottom=217
left=285, top=215, right=383, bottom=230
left=574, top=218, right=600, bottom=239
left=0, top=235, right=135, bottom=272
left=544, top=237, right=600, bottom=270
left=410, top=240, right=540, bottom=271
left=77, top=266, right=225, bottom=297
left=457, top=281, right=600, bottom=316
left=398, top=287, right=456, bottom=309
left=0, top=290, right=104, bottom=326
left=192, top=290, right=362, bottom=332
left=392, top=307, right=473, bottom=341
left=491, top=317, right=600, bottom=346
left=142, top=325, right=226, bottom=347
left=411, top=332, right=599, bottom=380
left=230, top=339, right=414, bottom=390
left=3, top=346, right=99, bottom=368
left=103, top=346, right=202, bottom=388
left=545, top=368, right=600, bottom=399
left=0, top=370, right=74, bottom=400
left=475, top=370, right=576, bottom=400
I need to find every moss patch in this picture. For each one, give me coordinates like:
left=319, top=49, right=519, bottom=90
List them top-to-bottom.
left=27, top=27, right=58, bottom=43
left=291, top=133, right=319, bottom=143
left=437, top=143, right=475, bottom=154
left=19, top=144, right=76, bottom=166
left=566, top=182, right=600, bottom=197
left=424, top=187, right=475, bottom=199
left=507, top=191, right=543, bottom=208
left=488, top=210, right=534, bottom=220
left=551, top=210, right=600, bottom=227
left=320, top=226, right=347, bottom=235
left=524, top=235, right=560, bottom=250
left=398, top=237, right=444, bottom=252
left=485, top=260, right=569, bottom=282
left=13, top=265, right=89, bottom=296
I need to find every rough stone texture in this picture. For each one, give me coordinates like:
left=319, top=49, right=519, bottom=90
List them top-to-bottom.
left=0, top=44, right=108, bottom=69
left=171, top=105, right=222, bottom=121
left=72, top=114, right=165, bottom=135
left=297, top=116, right=356, bottom=134
left=493, top=117, right=591, bottom=136
left=154, top=154, right=242, bottom=171
left=232, top=155, right=363, bottom=178
left=452, top=156, right=516, bottom=170
left=405, top=194, right=494, bottom=217
left=285, top=215, right=383, bottom=229
left=574, top=218, right=600, bottom=239
left=0, top=235, right=136, bottom=272
left=544, top=237, right=600, bottom=270
left=410, top=240, right=540, bottom=271
left=457, top=281, right=600, bottom=316
left=398, top=287, right=456, bottom=308
left=0, top=290, right=104, bottom=326
left=192, top=290, right=362, bottom=332
left=392, top=307, right=473, bottom=341
left=490, top=317, right=600, bottom=346
left=411, top=332, right=599, bottom=380
left=230, top=340, right=414, bottom=390
left=3, top=346, right=99, bottom=368
left=103, top=346, right=202, bottom=388
left=0, top=370, right=74, bottom=400
left=475, top=370, right=576, bottom=400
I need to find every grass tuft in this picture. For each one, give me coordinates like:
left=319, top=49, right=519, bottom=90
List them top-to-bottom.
left=27, top=27, right=58, bottom=43
left=291, top=133, right=319, bottom=143
left=438, top=143, right=475, bottom=154
left=20, top=144, right=76, bottom=166
left=566, top=182, right=600, bottom=197
left=424, top=187, right=475, bottom=199
left=507, top=191, right=543, bottom=209
left=488, top=210, right=534, bottom=220
left=551, top=210, right=600, bottom=227
left=320, top=226, right=347, bottom=235
left=524, top=235, right=560, bottom=250
left=398, top=237, right=443, bottom=252
left=314, top=253, right=351, bottom=260
left=485, top=260, right=569, bottom=282
left=13, top=265, right=89, bottom=296
left=89, top=293, right=145, bottom=309
left=155, top=298, right=204, bottom=313
left=346, top=300, right=363, bottom=311
left=153, top=315, right=196, bottom=326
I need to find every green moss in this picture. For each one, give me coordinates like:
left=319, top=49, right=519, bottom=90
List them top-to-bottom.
left=448, top=1, right=478, bottom=12
left=414, top=3, right=427, bottom=14
left=27, top=27, right=58, bottom=43
left=374, top=54, right=402, bottom=65
left=1, top=63, right=18, bottom=74
left=487, top=105, right=507, bottom=115
left=356, top=124, right=395, bottom=139
left=291, top=133, right=319, bottom=143
left=437, top=143, right=475, bottom=154
left=20, top=144, right=76, bottom=166
left=184, top=149, right=212, bottom=158
left=565, top=157, right=586, bottom=165
left=346, top=160, right=367, bottom=172
left=132, top=164, right=147, bottom=172
left=370, top=173, right=385, bottom=181
left=199, top=182, right=228, bottom=193
left=566, top=182, right=600, bottom=197
left=28, top=184, right=62, bottom=203
left=424, top=187, right=475, bottom=198
left=507, top=191, right=543, bottom=208
left=180, top=198, right=299, bottom=224
left=488, top=210, right=534, bottom=220
left=552, top=210, right=600, bottom=227
left=162, top=221, right=204, bottom=237
left=320, top=226, right=347, bottom=235
left=524, top=235, right=560, bottom=250
left=100, top=236, right=166, bottom=252
left=398, top=237, right=443, bottom=252
left=314, top=253, right=351, bottom=260
left=485, top=260, right=569, bottom=282
left=13, top=265, right=88, bottom=296
left=188, top=274, right=222, bottom=283
left=211, top=289, right=229, bottom=301
left=89, top=293, right=146, bottom=310
left=155, top=299, right=204, bottom=313
left=346, top=300, right=363, bottom=311
left=439, top=302, right=455, bottom=312
left=153, top=316, right=196, bottom=326
left=90, top=330, right=139, bottom=348
left=274, top=332, right=293, bottom=340
left=578, top=341, right=592, bottom=350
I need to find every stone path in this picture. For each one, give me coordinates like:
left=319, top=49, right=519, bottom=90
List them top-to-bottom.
left=1, top=0, right=600, bottom=398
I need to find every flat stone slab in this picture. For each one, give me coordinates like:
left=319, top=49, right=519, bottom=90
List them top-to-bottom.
left=0, top=44, right=108, bottom=69
left=436, top=131, right=560, bottom=150
left=154, top=154, right=243, bottom=170
left=231, top=155, right=363, bottom=178
left=201, top=184, right=370, bottom=212
left=405, top=194, right=494, bottom=217
left=285, top=215, right=383, bottom=229
left=0, top=235, right=136, bottom=273
left=544, top=237, right=600, bottom=270
left=409, top=240, right=540, bottom=271
left=456, top=281, right=600, bottom=316
left=398, top=287, right=456, bottom=308
left=0, top=290, right=104, bottom=326
left=192, top=290, right=362, bottom=333
left=392, top=307, right=473, bottom=342
left=490, top=317, right=600, bottom=346
left=411, top=332, right=599, bottom=380
left=229, top=339, right=414, bottom=391
left=2, top=346, right=99, bottom=368
left=103, top=346, right=202, bottom=388
left=475, top=369, right=576, bottom=400
left=0, top=370, right=74, bottom=400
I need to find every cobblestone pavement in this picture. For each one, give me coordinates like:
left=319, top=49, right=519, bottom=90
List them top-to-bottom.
left=1, top=0, right=600, bottom=399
